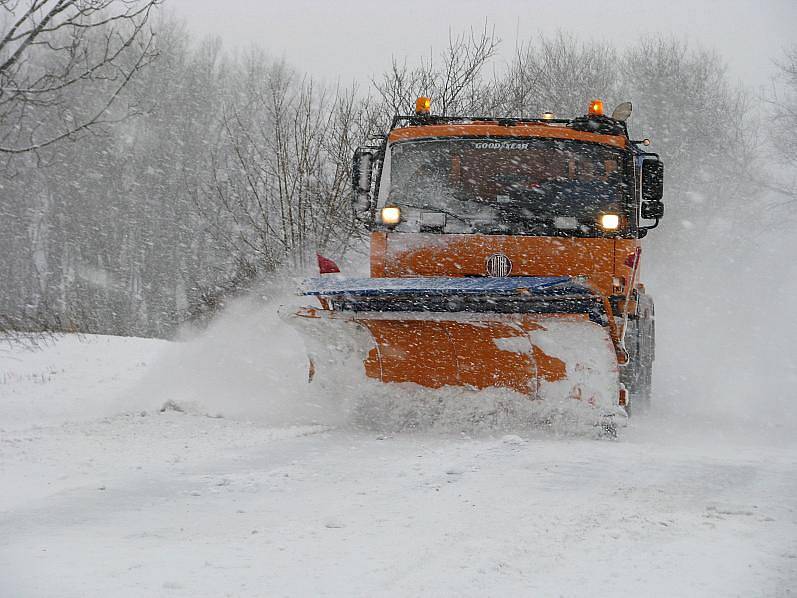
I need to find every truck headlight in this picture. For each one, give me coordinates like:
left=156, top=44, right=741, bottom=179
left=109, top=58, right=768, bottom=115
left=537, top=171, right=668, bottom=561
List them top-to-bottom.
left=381, top=205, right=401, bottom=225
left=600, top=213, right=620, bottom=230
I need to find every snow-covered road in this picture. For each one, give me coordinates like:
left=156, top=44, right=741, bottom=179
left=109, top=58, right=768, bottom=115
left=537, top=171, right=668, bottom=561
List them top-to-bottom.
left=1, top=334, right=795, bottom=597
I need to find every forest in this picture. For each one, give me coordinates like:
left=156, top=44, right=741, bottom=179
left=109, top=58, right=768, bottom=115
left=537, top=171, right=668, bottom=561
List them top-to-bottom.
left=1, top=2, right=795, bottom=340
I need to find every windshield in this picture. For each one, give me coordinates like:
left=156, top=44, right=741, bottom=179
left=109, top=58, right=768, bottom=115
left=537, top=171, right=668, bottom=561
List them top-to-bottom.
left=378, top=137, right=630, bottom=235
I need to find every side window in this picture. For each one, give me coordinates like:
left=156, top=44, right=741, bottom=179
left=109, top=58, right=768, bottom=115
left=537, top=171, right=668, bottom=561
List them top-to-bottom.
left=376, top=146, right=392, bottom=209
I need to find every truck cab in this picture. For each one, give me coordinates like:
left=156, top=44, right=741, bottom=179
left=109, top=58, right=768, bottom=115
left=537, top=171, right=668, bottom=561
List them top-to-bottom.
left=349, top=99, right=665, bottom=409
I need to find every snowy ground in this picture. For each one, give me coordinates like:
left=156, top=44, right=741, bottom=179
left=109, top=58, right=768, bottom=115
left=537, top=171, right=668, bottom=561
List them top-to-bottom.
left=1, top=326, right=796, bottom=597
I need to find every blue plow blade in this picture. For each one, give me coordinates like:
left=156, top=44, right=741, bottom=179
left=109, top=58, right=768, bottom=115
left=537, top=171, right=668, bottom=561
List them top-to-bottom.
left=299, top=276, right=594, bottom=298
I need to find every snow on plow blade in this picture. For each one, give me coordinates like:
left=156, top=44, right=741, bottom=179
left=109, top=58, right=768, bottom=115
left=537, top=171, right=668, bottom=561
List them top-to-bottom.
left=284, top=276, right=625, bottom=419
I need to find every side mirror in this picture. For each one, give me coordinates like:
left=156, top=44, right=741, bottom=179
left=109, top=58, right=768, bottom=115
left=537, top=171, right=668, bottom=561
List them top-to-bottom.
left=611, top=101, right=633, bottom=121
left=352, top=148, right=375, bottom=216
left=641, top=159, right=664, bottom=202
left=641, top=200, right=664, bottom=220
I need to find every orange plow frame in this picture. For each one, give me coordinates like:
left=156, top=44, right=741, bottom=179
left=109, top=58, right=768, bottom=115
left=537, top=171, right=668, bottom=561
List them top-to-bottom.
left=289, top=306, right=625, bottom=415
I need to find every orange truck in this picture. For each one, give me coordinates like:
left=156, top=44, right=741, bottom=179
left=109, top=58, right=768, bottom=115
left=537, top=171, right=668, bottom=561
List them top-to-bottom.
left=288, top=98, right=664, bottom=429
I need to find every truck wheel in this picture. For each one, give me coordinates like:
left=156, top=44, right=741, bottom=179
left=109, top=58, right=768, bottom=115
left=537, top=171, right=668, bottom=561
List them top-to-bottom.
left=623, top=316, right=654, bottom=415
left=632, top=318, right=654, bottom=413
left=632, top=361, right=652, bottom=413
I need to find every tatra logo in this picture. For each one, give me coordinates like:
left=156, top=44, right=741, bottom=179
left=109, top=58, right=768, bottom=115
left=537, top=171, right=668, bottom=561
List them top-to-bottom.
left=474, top=142, right=530, bottom=150
left=486, top=253, right=512, bottom=277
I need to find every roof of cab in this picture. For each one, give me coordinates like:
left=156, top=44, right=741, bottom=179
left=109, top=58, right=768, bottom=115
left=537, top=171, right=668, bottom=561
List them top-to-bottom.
left=387, top=122, right=627, bottom=149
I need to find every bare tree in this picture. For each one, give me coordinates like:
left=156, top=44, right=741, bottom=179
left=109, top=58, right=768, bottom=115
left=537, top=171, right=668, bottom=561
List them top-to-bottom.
left=0, top=0, right=160, bottom=155
left=372, top=25, right=499, bottom=120
left=495, top=31, right=619, bottom=118
left=762, top=45, right=797, bottom=204
left=195, top=55, right=368, bottom=299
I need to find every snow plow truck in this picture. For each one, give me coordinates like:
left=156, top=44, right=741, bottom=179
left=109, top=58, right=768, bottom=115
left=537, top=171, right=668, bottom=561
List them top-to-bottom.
left=287, top=98, right=664, bottom=427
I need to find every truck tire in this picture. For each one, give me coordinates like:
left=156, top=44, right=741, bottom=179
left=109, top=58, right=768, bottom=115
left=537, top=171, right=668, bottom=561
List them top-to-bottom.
left=622, top=295, right=655, bottom=415
left=632, top=316, right=654, bottom=413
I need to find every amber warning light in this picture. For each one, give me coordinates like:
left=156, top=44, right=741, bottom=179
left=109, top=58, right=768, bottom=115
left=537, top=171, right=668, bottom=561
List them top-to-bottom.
left=415, top=96, right=431, bottom=115
left=588, top=99, right=604, bottom=116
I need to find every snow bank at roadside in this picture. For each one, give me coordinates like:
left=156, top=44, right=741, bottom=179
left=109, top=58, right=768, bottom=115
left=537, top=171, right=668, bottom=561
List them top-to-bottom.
left=0, top=289, right=330, bottom=431
left=117, top=291, right=353, bottom=427
left=0, top=334, right=168, bottom=431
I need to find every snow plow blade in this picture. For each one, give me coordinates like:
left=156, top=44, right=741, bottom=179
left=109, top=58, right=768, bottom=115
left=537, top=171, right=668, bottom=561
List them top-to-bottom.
left=284, top=276, right=627, bottom=418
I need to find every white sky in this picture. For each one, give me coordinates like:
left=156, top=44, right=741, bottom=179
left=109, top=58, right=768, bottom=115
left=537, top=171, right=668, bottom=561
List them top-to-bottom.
left=165, top=0, right=795, bottom=91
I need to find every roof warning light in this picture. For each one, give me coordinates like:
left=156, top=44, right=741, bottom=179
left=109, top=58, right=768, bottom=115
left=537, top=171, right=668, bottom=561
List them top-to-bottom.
left=415, top=96, right=431, bottom=115
left=588, top=99, right=604, bottom=116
